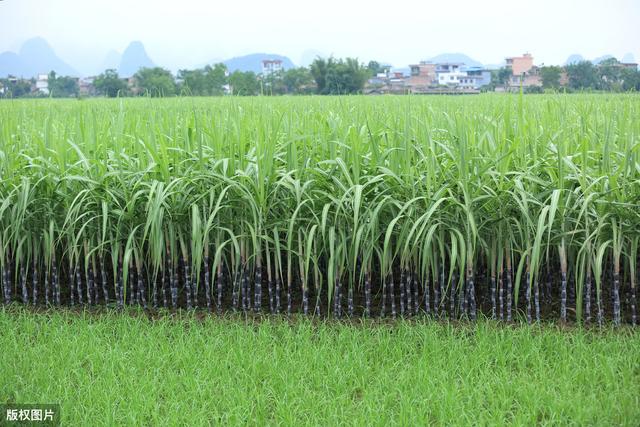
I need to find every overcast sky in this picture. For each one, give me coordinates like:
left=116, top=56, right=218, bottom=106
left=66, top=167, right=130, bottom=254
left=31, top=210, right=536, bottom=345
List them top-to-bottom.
left=1, top=0, right=639, bottom=72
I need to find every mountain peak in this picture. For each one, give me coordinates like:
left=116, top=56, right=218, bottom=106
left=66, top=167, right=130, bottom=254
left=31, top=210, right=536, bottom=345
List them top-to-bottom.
left=0, top=37, right=78, bottom=77
left=118, top=41, right=155, bottom=77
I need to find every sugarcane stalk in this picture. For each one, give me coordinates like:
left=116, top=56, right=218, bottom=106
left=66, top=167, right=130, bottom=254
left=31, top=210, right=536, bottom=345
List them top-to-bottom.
left=204, top=254, right=211, bottom=311
left=254, top=255, right=262, bottom=313
left=32, top=258, right=38, bottom=305
left=467, top=264, right=476, bottom=321
left=20, top=265, right=28, bottom=305
left=364, top=268, right=371, bottom=317
left=399, top=269, right=406, bottom=316
left=389, top=272, right=396, bottom=319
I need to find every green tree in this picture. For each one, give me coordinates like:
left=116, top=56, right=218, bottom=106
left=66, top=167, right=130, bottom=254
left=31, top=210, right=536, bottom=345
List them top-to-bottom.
left=310, top=57, right=368, bottom=94
left=597, top=58, right=622, bottom=91
left=366, top=60, right=386, bottom=77
left=566, top=61, right=598, bottom=90
left=203, top=63, right=228, bottom=95
left=540, top=66, right=562, bottom=89
left=134, top=67, right=176, bottom=97
left=282, top=67, right=314, bottom=94
left=492, top=67, right=512, bottom=86
left=620, top=67, right=640, bottom=91
left=94, top=69, right=128, bottom=97
left=48, top=71, right=79, bottom=97
left=228, top=71, right=260, bottom=96
left=0, top=78, right=33, bottom=98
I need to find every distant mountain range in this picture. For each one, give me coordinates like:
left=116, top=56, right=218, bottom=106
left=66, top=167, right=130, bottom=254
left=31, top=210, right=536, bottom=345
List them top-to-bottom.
left=0, top=37, right=78, bottom=77
left=1, top=37, right=636, bottom=78
left=223, top=53, right=295, bottom=74
left=427, top=53, right=483, bottom=67
left=565, top=53, right=636, bottom=65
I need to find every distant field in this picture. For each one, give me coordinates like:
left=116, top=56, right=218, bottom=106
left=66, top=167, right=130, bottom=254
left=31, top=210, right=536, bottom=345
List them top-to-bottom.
left=1, top=308, right=638, bottom=426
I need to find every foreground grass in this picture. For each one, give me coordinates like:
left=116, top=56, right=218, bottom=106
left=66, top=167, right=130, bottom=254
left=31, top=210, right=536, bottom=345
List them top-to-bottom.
left=1, top=308, right=638, bottom=426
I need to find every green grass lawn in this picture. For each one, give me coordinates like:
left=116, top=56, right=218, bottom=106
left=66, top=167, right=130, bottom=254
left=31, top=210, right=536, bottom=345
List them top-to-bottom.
left=1, top=308, right=638, bottom=426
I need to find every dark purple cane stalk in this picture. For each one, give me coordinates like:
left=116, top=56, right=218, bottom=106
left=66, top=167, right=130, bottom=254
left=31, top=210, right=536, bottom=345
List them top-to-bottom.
left=117, top=256, right=124, bottom=308
left=184, top=256, right=192, bottom=310
left=204, top=256, right=211, bottom=311
left=32, top=259, right=38, bottom=305
left=100, top=259, right=108, bottom=305
left=52, top=261, right=60, bottom=306
left=170, top=261, right=178, bottom=310
left=2, top=262, right=10, bottom=304
left=254, top=262, right=261, bottom=313
left=87, top=263, right=94, bottom=306
left=216, top=264, right=223, bottom=313
left=20, top=265, right=28, bottom=305
left=128, top=265, right=135, bottom=306
left=44, top=267, right=50, bottom=306
left=241, top=267, right=249, bottom=312
left=138, top=268, right=147, bottom=309
left=231, top=268, right=239, bottom=311
left=433, top=268, right=440, bottom=317
left=468, top=268, right=476, bottom=321
left=506, top=268, right=513, bottom=322
left=613, top=268, right=621, bottom=326
left=498, top=269, right=504, bottom=321
left=364, top=270, right=371, bottom=317
left=399, top=270, right=405, bottom=316
left=525, top=270, right=532, bottom=325
left=546, top=270, right=552, bottom=305
left=585, top=270, right=592, bottom=323
left=406, top=271, right=413, bottom=317
left=560, top=271, right=567, bottom=323
left=390, top=273, right=396, bottom=319
left=450, top=273, right=456, bottom=318
left=490, top=273, right=497, bottom=319
left=268, top=274, right=274, bottom=314
left=414, top=275, right=420, bottom=314
left=275, top=276, right=281, bottom=314
left=424, top=277, right=431, bottom=315
left=334, top=278, right=342, bottom=318
left=380, top=278, right=387, bottom=317
left=534, top=278, right=540, bottom=322
left=597, top=280, right=604, bottom=327
left=286, top=282, right=292, bottom=316
left=630, top=282, right=637, bottom=326
left=303, top=285, right=309, bottom=316
left=347, top=285, right=353, bottom=317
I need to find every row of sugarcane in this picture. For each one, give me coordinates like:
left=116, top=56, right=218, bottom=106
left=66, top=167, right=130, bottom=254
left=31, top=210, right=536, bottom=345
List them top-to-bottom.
left=1, top=238, right=637, bottom=325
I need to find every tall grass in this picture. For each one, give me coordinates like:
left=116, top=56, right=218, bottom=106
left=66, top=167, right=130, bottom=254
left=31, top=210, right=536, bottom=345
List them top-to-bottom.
left=0, top=94, right=638, bottom=323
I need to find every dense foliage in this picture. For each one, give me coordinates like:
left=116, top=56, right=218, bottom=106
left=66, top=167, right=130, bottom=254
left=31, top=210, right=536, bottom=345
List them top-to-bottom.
left=0, top=94, right=638, bottom=324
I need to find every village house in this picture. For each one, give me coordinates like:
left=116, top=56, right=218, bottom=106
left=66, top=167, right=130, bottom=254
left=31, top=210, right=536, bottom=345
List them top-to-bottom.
left=503, top=53, right=542, bottom=90
left=261, top=59, right=283, bottom=76
left=36, top=74, right=49, bottom=95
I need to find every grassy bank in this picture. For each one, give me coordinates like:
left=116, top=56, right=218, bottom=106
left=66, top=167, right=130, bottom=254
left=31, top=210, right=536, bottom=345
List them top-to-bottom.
left=1, top=308, right=638, bottom=426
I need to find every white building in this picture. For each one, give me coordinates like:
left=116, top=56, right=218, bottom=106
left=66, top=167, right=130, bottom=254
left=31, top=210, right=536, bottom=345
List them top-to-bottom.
left=261, top=59, right=283, bottom=76
left=436, top=63, right=467, bottom=86
left=36, top=74, right=49, bottom=95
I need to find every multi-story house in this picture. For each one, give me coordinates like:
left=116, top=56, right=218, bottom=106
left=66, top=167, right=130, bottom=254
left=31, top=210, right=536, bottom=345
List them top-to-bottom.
left=261, top=59, right=283, bottom=76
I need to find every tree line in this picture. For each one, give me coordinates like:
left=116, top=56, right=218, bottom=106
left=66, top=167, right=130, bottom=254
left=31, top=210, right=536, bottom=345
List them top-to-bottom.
left=0, top=57, right=373, bottom=98
left=2, top=57, right=639, bottom=98
left=490, top=58, right=640, bottom=92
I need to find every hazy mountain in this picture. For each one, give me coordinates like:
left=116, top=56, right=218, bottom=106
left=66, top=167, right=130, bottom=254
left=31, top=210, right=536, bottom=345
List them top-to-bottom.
left=0, top=37, right=78, bottom=77
left=118, top=41, right=155, bottom=77
left=299, top=49, right=327, bottom=67
left=100, top=50, right=121, bottom=72
left=223, top=53, right=295, bottom=73
left=427, top=53, right=482, bottom=67
left=621, top=53, right=636, bottom=64
left=565, top=54, right=585, bottom=65
left=592, top=54, right=614, bottom=65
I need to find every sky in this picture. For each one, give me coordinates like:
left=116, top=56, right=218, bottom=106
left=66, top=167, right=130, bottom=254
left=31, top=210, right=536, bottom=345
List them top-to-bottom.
left=1, top=0, right=639, bottom=73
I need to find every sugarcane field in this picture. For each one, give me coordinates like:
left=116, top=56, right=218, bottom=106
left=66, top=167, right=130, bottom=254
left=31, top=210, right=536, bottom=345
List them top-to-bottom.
left=1, top=94, right=639, bottom=425
left=1, top=95, right=639, bottom=325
